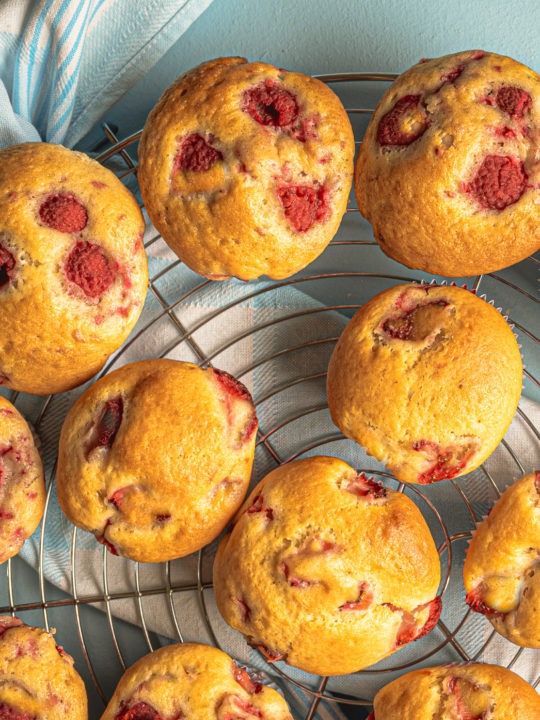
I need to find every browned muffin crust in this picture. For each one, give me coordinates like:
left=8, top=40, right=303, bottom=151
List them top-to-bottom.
left=355, top=50, right=540, bottom=276
left=138, top=57, right=354, bottom=280
left=0, top=142, right=148, bottom=395
left=327, top=283, right=522, bottom=484
left=57, top=359, right=258, bottom=563
left=0, top=396, right=45, bottom=564
left=214, top=456, right=441, bottom=676
left=464, top=470, right=540, bottom=648
left=0, top=616, right=87, bottom=719
left=100, top=642, right=292, bottom=720
left=369, top=662, right=540, bottom=719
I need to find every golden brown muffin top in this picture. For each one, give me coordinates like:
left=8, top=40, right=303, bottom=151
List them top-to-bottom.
left=355, top=50, right=540, bottom=276
left=138, top=57, right=354, bottom=280
left=0, top=142, right=148, bottom=395
left=327, top=283, right=522, bottom=484
left=57, top=359, right=257, bottom=563
left=0, top=395, right=45, bottom=564
left=214, top=456, right=441, bottom=676
left=464, top=470, right=540, bottom=648
left=0, top=616, right=87, bottom=719
left=100, top=642, right=292, bottom=720
left=370, top=662, right=540, bottom=719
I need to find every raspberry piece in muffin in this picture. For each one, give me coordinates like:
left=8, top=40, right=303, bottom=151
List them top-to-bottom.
left=355, top=50, right=540, bottom=276
left=138, top=57, right=354, bottom=280
left=243, top=80, right=299, bottom=128
left=496, top=86, right=532, bottom=118
left=376, top=94, right=428, bottom=146
left=174, top=134, right=223, bottom=173
left=0, top=142, right=148, bottom=395
left=465, top=155, right=527, bottom=210
left=277, top=184, right=329, bottom=232
left=39, top=192, right=88, bottom=233
left=65, top=240, right=117, bottom=298
left=0, top=245, right=15, bottom=289
left=327, top=284, right=522, bottom=485
left=57, top=359, right=257, bottom=563
left=0, top=396, right=45, bottom=564
left=85, top=396, right=123, bottom=457
left=214, top=456, right=441, bottom=676
left=464, top=471, right=540, bottom=648
left=0, top=616, right=87, bottom=718
left=100, top=643, right=292, bottom=720
left=370, top=664, right=540, bottom=720
left=115, top=702, right=162, bottom=720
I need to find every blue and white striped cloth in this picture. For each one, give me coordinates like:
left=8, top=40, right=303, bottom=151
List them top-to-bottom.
left=0, top=0, right=214, bottom=148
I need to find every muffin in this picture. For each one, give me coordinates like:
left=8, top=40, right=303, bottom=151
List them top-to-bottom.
left=355, top=50, right=540, bottom=277
left=138, top=56, right=354, bottom=280
left=0, top=142, right=148, bottom=395
left=327, top=283, right=522, bottom=484
left=57, top=359, right=258, bottom=563
left=0, top=395, right=45, bottom=564
left=213, top=456, right=441, bottom=676
left=464, top=470, right=540, bottom=647
left=0, top=616, right=87, bottom=719
left=100, top=642, right=292, bottom=720
left=367, top=662, right=540, bottom=719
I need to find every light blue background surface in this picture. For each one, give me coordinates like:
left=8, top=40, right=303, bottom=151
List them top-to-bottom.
left=79, top=0, right=540, bottom=150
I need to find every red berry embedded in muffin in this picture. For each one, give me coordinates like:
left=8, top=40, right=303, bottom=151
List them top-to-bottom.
left=439, top=65, right=464, bottom=86
left=243, top=81, right=299, bottom=128
left=496, top=86, right=532, bottom=119
left=376, top=95, right=428, bottom=146
left=174, top=133, right=223, bottom=173
left=465, top=155, right=527, bottom=210
left=277, top=183, right=329, bottom=232
left=39, top=193, right=88, bottom=233
left=65, top=240, right=117, bottom=298
left=0, top=244, right=15, bottom=289
left=381, top=299, right=450, bottom=341
left=85, top=397, right=124, bottom=457
left=412, top=440, right=476, bottom=484
left=345, top=474, right=388, bottom=501
left=245, top=495, right=273, bottom=521
left=338, top=582, right=373, bottom=611
left=465, top=584, right=503, bottom=617
left=385, top=596, right=442, bottom=647
left=232, top=597, right=251, bottom=622
left=247, top=643, right=287, bottom=663
left=233, top=665, right=262, bottom=695
left=446, top=676, right=490, bottom=720
left=217, top=695, right=262, bottom=719
left=0, top=701, right=37, bottom=720
left=114, top=701, right=163, bottom=720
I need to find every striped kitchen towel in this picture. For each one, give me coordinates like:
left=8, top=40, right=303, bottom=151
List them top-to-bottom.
left=0, top=0, right=214, bottom=148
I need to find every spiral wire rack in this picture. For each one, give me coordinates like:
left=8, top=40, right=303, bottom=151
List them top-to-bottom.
left=1, top=73, right=539, bottom=719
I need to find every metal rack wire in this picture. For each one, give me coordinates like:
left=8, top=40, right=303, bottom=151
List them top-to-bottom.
left=1, top=73, right=539, bottom=720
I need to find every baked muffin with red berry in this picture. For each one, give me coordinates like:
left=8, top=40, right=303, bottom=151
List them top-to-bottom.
left=355, top=50, right=540, bottom=276
left=138, top=57, right=354, bottom=281
left=0, top=142, right=148, bottom=395
left=327, top=284, right=522, bottom=485
left=57, top=359, right=258, bottom=563
left=0, top=395, right=45, bottom=564
left=214, top=456, right=441, bottom=676
left=464, top=470, right=540, bottom=648
left=0, top=616, right=87, bottom=719
left=100, top=642, right=292, bottom=720
left=367, top=662, right=540, bottom=720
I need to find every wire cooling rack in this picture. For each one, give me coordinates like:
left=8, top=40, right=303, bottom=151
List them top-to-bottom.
left=1, top=73, right=539, bottom=720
